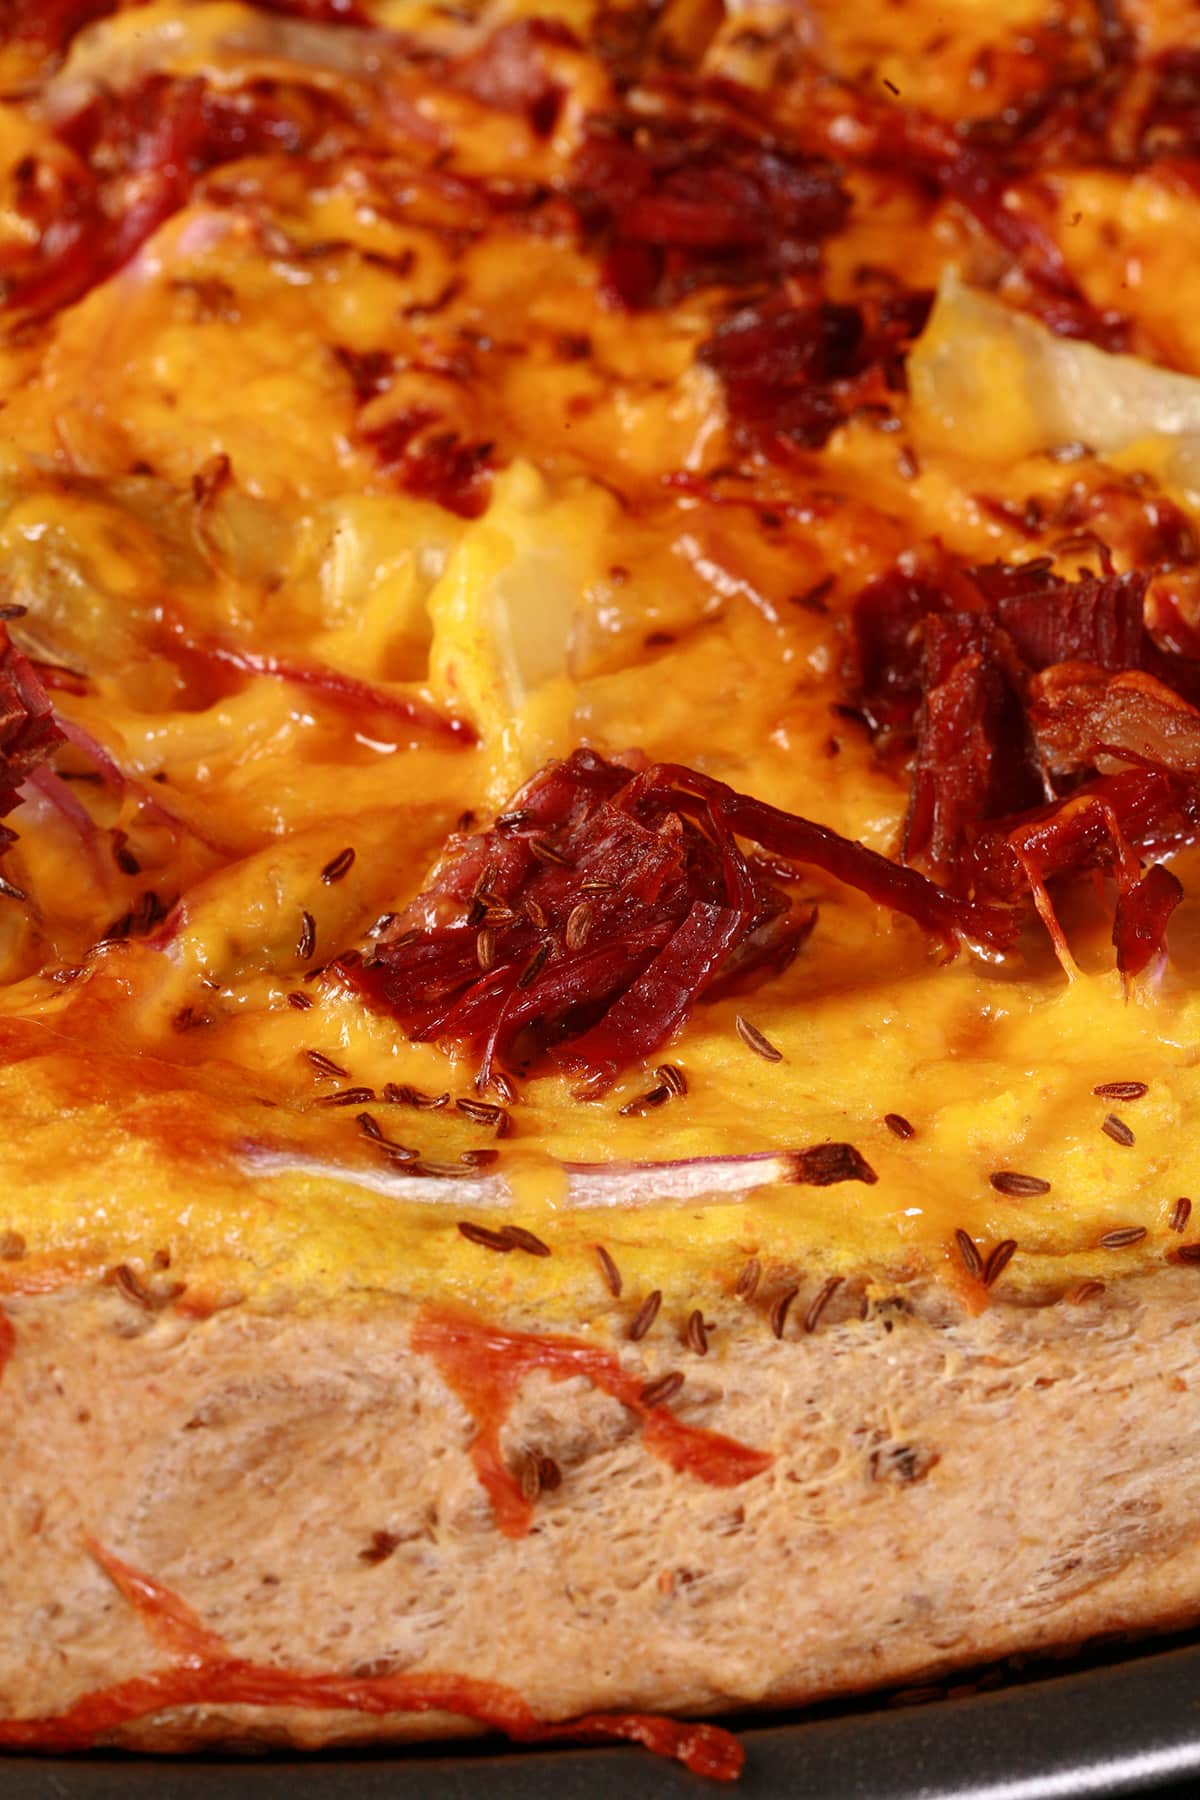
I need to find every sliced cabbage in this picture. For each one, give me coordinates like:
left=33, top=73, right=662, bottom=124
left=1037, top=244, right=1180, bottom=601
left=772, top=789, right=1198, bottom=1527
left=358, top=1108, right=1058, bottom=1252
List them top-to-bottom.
left=42, top=1, right=389, bottom=118
left=909, top=271, right=1200, bottom=494
left=426, top=460, right=617, bottom=798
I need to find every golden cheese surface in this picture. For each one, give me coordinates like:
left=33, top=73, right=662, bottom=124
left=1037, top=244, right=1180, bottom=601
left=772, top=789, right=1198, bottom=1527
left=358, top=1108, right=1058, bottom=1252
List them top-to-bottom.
left=2, top=0, right=1200, bottom=1324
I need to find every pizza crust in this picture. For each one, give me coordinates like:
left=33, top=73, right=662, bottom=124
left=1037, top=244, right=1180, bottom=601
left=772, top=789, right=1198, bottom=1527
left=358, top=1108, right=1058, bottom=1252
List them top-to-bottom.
left=3, top=1267, right=1200, bottom=1748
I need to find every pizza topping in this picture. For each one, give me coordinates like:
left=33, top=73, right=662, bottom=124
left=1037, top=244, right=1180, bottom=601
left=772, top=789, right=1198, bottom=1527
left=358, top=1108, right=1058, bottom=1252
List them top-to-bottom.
left=7, top=73, right=353, bottom=318
left=572, top=113, right=849, bottom=310
left=909, top=274, right=1200, bottom=491
left=698, top=284, right=935, bottom=460
left=698, top=288, right=933, bottom=460
left=360, top=410, right=495, bottom=520
left=851, top=545, right=1200, bottom=968
left=0, top=624, right=66, bottom=900
left=352, top=748, right=1011, bottom=1092
left=1112, top=863, right=1185, bottom=977
left=733, top=1014, right=782, bottom=1065
left=1093, top=1081, right=1149, bottom=1101
left=1101, top=1114, right=1136, bottom=1148
left=990, top=1171, right=1051, bottom=1198
left=1098, top=1225, right=1147, bottom=1249
left=954, top=1229, right=983, bottom=1281
left=982, top=1239, right=1019, bottom=1288
left=594, top=1243, right=622, bottom=1297
left=734, top=1259, right=761, bottom=1301
left=768, top=1285, right=798, bottom=1340
left=627, top=1289, right=662, bottom=1342
left=412, top=1306, right=771, bottom=1541
left=2, top=1537, right=741, bottom=1780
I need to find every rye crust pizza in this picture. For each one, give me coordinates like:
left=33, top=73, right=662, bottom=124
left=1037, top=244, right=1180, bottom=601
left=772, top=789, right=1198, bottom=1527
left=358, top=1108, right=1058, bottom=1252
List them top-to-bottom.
left=4, top=0, right=1200, bottom=1779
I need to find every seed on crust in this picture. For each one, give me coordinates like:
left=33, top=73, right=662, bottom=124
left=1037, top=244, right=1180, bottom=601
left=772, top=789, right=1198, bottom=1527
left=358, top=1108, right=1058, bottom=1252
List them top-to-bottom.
left=529, top=837, right=570, bottom=866
left=321, top=846, right=356, bottom=884
left=565, top=900, right=594, bottom=951
left=297, top=909, right=316, bottom=961
left=476, top=927, right=498, bottom=971
left=518, top=943, right=548, bottom=990
left=287, top=991, right=314, bottom=1010
left=735, top=1014, right=783, bottom=1062
left=305, top=1049, right=348, bottom=1078
left=655, top=1063, right=688, bottom=1097
left=1092, top=1081, right=1148, bottom=1101
left=384, top=1082, right=449, bottom=1110
left=619, top=1085, right=671, bottom=1115
left=317, top=1086, right=375, bottom=1107
left=456, top=1096, right=510, bottom=1135
left=883, top=1112, right=914, bottom=1139
left=1101, top=1114, right=1135, bottom=1147
left=376, top=1137, right=419, bottom=1164
left=791, top=1143, right=878, bottom=1186
left=990, top=1170, right=1050, bottom=1198
left=1171, top=1197, right=1193, bottom=1234
left=457, top=1221, right=513, bottom=1253
left=502, top=1225, right=551, bottom=1258
left=1098, top=1225, right=1147, bottom=1249
left=954, top=1228, right=983, bottom=1280
left=983, top=1239, right=1018, bottom=1288
left=1174, top=1242, right=1200, bottom=1264
left=595, top=1243, right=622, bottom=1296
left=735, top=1257, right=761, bottom=1300
left=106, top=1263, right=183, bottom=1311
left=804, top=1275, right=842, bottom=1333
left=1069, top=1280, right=1106, bottom=1304
left=769, top=1284, right=799, bottom=1339
left=628, top=1289, right=662, bottom=1341
left=685, top=1308, right=708, bottom=1356
left=640, top=1370, right=684, bottom=1409
left=519, top=1451, right=543, bottom=1503
left=537, top=1454, right=562, bottom=1492
left=358, top=1530, right=400, bottom=1565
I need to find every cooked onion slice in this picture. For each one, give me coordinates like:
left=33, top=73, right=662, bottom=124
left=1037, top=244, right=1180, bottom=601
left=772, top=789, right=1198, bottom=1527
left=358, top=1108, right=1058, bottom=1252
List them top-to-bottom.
left=240, top=1144, right=872, bottom=1208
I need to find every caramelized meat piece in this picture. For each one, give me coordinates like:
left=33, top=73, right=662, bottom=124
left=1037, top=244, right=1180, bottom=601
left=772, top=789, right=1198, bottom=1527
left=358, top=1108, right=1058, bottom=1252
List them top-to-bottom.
left=353, top=750, right=1009, bottom=1090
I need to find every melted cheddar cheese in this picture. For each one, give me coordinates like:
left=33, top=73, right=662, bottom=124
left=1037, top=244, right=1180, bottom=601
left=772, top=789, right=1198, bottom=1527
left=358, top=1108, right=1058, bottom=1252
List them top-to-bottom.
left=2, top=0, right=1200, bottom=1326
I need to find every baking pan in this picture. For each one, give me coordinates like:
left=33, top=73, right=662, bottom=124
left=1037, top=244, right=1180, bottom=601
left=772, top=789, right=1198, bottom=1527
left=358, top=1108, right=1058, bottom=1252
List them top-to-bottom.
left=7, top=1634, right=1200, bottom=1800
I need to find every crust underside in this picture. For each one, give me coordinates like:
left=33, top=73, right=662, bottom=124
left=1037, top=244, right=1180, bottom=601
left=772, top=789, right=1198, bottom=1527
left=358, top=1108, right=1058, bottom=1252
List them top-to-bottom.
left=3, top=1272, right=1200, bottom=1751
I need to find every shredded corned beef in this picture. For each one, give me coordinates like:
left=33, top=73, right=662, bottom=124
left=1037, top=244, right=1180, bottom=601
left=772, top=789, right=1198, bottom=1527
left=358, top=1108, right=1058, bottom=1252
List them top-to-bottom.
left=6, top=74, right=351, bottom=318
left=571, top=116, right=849, bottom=310
left=697, top=289, right=932, bottom=458
left=851, top=553, right=1200, bottom=969
left=0, top=622, right=65, bottom=896
left=349, top=749, right=1010, bottom=1093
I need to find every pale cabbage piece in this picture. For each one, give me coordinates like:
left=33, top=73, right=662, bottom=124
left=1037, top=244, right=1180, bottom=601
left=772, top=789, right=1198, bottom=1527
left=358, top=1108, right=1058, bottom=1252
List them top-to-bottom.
left=42, top=1, right=390, bottom=116
left=909, top=271, right=1200, bottom=494
left=426, top=460, right=618, bottom=798
left=302, top=495, right=461, bottom=685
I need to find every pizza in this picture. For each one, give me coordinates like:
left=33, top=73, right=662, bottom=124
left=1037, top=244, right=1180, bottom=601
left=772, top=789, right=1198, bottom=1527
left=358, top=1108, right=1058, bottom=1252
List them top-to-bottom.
left=3, top=0, right=1200, bottom=1780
